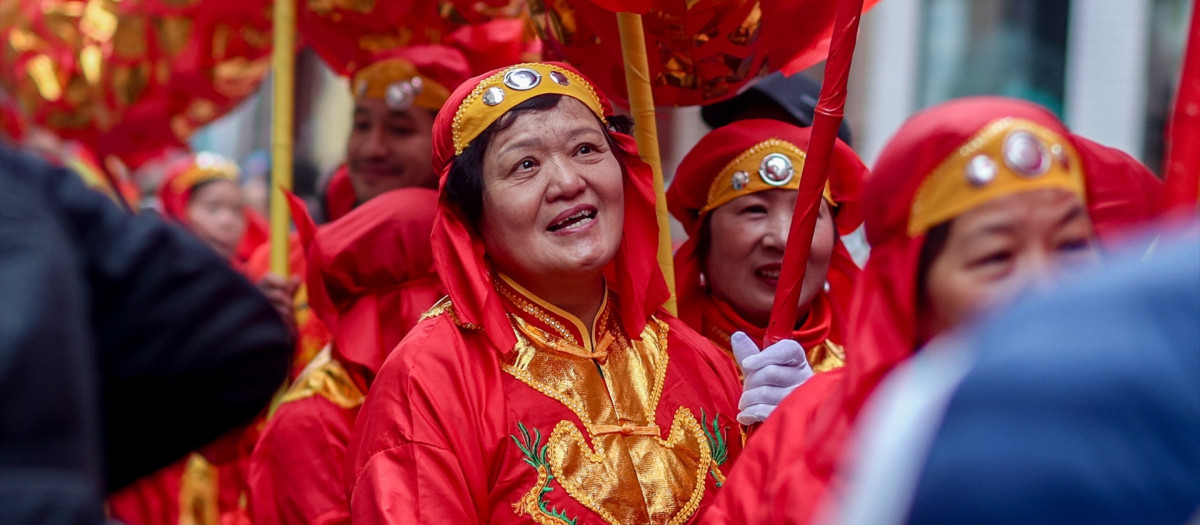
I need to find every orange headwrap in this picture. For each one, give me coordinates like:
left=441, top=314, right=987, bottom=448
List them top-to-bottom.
left=350, top=46, right=471, bottom=113
left=430, top=62, right=670, bottom=354
left=667, top=120, right=865, bottom=354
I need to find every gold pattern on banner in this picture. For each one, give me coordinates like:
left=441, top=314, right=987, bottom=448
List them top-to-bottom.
left=80, top=0, right=117, bottom=42
left=308, top=0, right=376, bottom=16
left=113, top=16, right=147, bottom=59
left=158, top=17, right=193, bottom=56
left=80, top=45, right=102, bottom=85
left=26, top=55, right=63, bottom=101
left=214, top=57, right=271, bottom=98
left=499, top=283, right=715, bottom=524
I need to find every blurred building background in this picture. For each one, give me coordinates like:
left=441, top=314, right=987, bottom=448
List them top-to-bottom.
left=191, top=0, right=1193, bottom=193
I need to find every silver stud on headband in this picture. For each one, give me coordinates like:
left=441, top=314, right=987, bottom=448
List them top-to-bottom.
left=504, top=68, right=541, bottom=91
left=549, top=70, right=570, bottom=86
left=385, top=79, right=422, bottom=111
left=482, top=86, right=505, bottom=106
left=1003, top=130, right=1049, bottom=177
left=1050, top=143, right=1070, bottom=170
left=759, top=153, right=794, bottom=186
left=964, top=154, right=998, bottom=187
left=731, top=170, right=750, bottom=191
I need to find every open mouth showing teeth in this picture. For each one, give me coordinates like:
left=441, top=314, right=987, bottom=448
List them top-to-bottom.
left=548, top=209, right=597, bottom=232
left=755, top=268, right=781, bottom=279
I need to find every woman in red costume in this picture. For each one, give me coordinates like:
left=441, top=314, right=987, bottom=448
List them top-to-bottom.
left=346, top=62, right=811, bottom=523
left=702, top=97, right=1124, bottom=524
left=668, top=119, right=865, bottom=374
left=246, top=188, right=443, bottom=524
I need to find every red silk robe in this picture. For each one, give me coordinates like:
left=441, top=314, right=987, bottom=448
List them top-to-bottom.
left=347, top=276, right=745, bottom=524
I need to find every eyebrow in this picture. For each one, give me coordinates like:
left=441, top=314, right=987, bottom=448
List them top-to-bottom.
left=496, top=126, right=603, bottom=157
left=1055, top=205, right=1087, bottom=228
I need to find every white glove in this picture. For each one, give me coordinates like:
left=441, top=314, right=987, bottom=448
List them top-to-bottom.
left=731, top=331, right=814, bottom=426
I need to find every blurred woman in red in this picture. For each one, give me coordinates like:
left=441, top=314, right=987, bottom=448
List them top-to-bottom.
left=703, top=97, right=1121, bottom=524
left=668, top=119, right=865, bottom=374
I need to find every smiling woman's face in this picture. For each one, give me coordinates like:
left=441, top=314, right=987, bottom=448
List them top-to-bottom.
left=478, top=97, right=625, bottom=289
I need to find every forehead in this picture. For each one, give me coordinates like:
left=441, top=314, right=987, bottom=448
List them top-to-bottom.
left=354, top=97, right=415, bottom=119
left=489, top=97, right=605, bottom=146
left=952, top=189, right=1085, bottom=233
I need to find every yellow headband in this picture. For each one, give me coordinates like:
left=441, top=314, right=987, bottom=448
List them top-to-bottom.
left=352, top=57, right=450, bottom=112
left=451, top=63, right=607, bottom=155
left=909, top=117, right=1087, bottom=236
left=700, top=139, right=834, bottom=215
left=170, top=152, right=239, bottom=194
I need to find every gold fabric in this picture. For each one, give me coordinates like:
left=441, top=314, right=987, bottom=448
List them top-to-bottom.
left=451, top=63, right=607, bottom=155
left=909, top=117, right=1087, bottom=236
left=701, top=138, right=834, bottom=214
left=498, top=277, right=714, bottom=525
left=278, top=349, right=366, bottom=410
left=178, top=453, right=219, bottom=525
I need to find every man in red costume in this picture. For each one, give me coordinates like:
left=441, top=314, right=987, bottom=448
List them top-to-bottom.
left=246, top=45, right=471, bottom=377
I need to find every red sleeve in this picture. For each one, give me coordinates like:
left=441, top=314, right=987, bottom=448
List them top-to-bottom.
left=346, top=317, right=501, bottom=524
left=701, top=370, right=843, bottom=523
left=248, top=396, right=356, bottom=525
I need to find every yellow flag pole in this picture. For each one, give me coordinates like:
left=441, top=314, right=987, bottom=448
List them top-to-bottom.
left=269, top=0, right=297, bottom=276
left=616, top=12, right=676, bottom=315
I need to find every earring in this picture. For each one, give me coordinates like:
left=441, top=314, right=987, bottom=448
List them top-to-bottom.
left=700, top=272, right=708, bottom=288
left=823, top=280, right=831, bottom=293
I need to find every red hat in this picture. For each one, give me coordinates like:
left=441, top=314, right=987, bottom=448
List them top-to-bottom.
left=429, top=62, right=670, bottom=353
left=1074, top=135, right=1164, bottom=251
left=157, top=152, right=241, bottom=223
left=288, top=188, right=442, bottom=381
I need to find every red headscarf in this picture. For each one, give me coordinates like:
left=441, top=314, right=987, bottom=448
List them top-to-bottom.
left=429, top=62, right=670, bottom=354
left=809, top=96, right=1091, bottom=482
left=667, top=120, right=865, bottom=352
left=1075, top=135, right=1164, bottom=251
left=157, top=152, right=266, bottom=264
left=288, top=189, right=442, bottom=385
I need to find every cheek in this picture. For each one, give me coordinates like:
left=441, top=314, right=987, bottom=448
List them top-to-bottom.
left=706, top=215, right=756, bottom=279
left=924, top=258, right=990, bottom=332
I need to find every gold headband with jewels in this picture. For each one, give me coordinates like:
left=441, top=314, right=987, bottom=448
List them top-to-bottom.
left=353, top=58, right=451, bottom=112
left=451, top=63, right=608, bottom=155
left=908, top=117, right=1087, bottom=236
left=700, top=139, right=834, bottom=215
left=170, top=152, right=239, bottom=194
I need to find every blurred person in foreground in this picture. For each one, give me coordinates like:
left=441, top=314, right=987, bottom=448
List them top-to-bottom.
left=0, top=144, right=290, bottom=523
left=825, top=225, right=1199, bottom=525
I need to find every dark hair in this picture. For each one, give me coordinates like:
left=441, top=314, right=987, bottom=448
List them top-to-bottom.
left=445, top=94, right=633, bottom=224
left=916, top=220, right=952, bottom=312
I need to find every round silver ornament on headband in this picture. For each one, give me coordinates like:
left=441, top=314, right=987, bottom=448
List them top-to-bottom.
left=504, top=68, right=542, bottom=91
left=549, top=70, right=570, bottom=86
left=385, top=79, right=422, bottom=111
left=482, top=86, right=506, bottom=106
left=1003, top=130, right=1049, bottom=177
left=1050, top=143, right=1071, bottom=170
left=759, top=153, right=795, bottom=186
left=964, top=154, right=998, bottom=187
left=731, top=170, right=750, bottom=191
